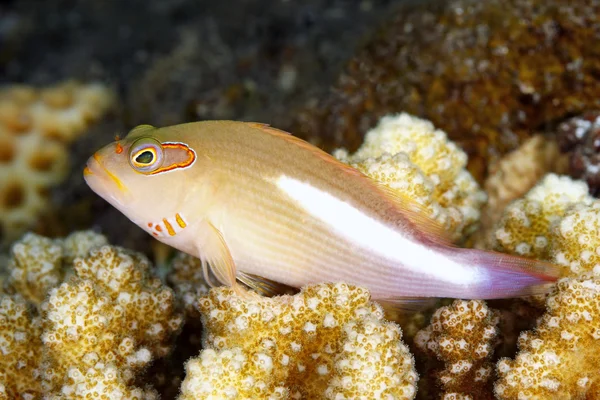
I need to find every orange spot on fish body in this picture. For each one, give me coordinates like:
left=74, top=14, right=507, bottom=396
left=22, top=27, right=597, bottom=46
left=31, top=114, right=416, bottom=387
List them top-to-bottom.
left=115, top=142, right=124, bottom=154
left=175, top=213, right=186, bottom=228
left=163, top=218, right=176, bottom=236
left=148, top=222, right=153, bottom=228
left=156, top=225, right=162, bottom=232
left=152, top=232, right=158, bottom=236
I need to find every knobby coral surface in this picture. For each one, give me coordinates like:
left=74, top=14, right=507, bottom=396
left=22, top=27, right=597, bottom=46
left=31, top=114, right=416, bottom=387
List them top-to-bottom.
left=291, top=0, right=600, bottom=182
left=0, top=80, right=113, bottom=243
left=334, top=113, right=486, bottom=242
left=490, top=174, right=593, bottom=260
left=491, top=177, right=600, bottom=398
left=0, top=231, right=183, bottom=399
left=179, top=283, right=417, bottom=399
left=415, top=300, right=499, bottom=400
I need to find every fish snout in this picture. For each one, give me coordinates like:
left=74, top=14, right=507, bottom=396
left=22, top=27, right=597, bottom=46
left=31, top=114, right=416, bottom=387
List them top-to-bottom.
left=83, top=153, right=129, bottom=200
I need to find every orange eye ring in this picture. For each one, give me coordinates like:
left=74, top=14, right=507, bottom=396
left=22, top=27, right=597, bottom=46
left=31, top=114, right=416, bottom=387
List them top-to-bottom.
left=129, top=137, right=164, bottom=173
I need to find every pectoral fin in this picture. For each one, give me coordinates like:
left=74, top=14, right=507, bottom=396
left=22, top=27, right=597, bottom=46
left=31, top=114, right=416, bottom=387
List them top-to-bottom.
left=199, top=221, right=254, bottom=298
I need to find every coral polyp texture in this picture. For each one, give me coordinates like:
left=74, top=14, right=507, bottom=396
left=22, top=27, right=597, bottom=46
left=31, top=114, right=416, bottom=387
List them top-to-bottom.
left=290, top=0, right=600, bottom=182
left=0, top=80, right=113, bottom=242
left=556, top=111, right=600, bottom=196
left=334, top=113, right=486, bottom=242
left=490, top=174, right=593, bottom=260
left=492, top=182, right=600, bottom=398
left=3, top=230, right=108, bottom=306
left=0, top=231, right=182, bottom=399
left=495, top=272, right=600, bottom=399
left=179, top=283, right=417, bottom=399
left=0, top=294, right=43, bottom=399
left=415, top=300, right=500, bottom=399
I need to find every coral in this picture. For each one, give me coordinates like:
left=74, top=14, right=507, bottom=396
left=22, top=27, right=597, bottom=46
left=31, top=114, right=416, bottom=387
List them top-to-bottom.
left=290, top=0, right=600, bottom=182
left=0, top=80, right=113, bottom=242
left=556, top=111, right=600, bottom=196
left=334, top=113, right=486, bottom=241
left=480, top=135, right=568, bottom=238
left=490, top=174, right=593, bottom=260
left=494, top=196, right=600, bottom=398
left=552, top=201, right=600, bottom=276
left=3, top=230, right=108, bottom=307
left=40, top=245, right=184, bottom=396
left=167, top=252, right=209, bottom=318
left=495, top=272, right=600, bottom=399
left=179, top=283, right=417, bottom=399
left=0, top=294, right=43, bottom=399
left=415, top=300, right=499, bottom=399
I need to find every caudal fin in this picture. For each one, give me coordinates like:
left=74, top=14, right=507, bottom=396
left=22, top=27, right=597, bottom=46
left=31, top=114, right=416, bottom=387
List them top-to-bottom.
left=453, top=248, right=563, bottom=299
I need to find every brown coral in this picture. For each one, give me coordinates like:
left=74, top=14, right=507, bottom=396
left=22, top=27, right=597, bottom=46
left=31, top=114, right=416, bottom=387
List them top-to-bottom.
left=290, top=0, right=600, bottom=183
left=0, top=81, right=113, bottom=242
left=556, top=111, right=600, bottom=196
left=179, top=283, right=417, bottom=399
left=415, top=300, right=500, bottom=399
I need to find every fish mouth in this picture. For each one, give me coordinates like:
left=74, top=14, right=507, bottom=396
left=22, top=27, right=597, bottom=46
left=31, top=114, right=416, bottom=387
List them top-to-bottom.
left=84, top=154, right=129, bottom=204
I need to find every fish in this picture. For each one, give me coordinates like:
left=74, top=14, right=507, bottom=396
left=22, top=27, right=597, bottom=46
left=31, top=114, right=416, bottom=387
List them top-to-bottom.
left=84, top=120, right=561, bottom=307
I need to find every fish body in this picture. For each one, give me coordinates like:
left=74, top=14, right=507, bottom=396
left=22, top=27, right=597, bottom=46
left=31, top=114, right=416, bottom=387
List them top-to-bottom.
left=84, top=121, right=559, bottom=301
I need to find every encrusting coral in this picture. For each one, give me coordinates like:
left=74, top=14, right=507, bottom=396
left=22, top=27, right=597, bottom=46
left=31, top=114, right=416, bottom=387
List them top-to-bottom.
left=290, top=0, right=600, bottom=182
left=0, top=80, right=113, bottom=243
left=334, top=113, right=486, bottom=242
left=0, top=231, right=183, bottom=399
left=179, top=283, right=417, bottom=399
left=415, top=300, right=500, bottom=400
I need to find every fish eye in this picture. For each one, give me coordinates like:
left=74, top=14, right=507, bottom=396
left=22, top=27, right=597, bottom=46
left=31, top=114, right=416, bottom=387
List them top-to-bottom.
left=129, top=137, right=164, bottom=173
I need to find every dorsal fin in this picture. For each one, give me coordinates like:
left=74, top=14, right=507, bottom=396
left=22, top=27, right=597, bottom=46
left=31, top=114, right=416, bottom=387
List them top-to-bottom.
left=246, top=121, right=455, bottom=246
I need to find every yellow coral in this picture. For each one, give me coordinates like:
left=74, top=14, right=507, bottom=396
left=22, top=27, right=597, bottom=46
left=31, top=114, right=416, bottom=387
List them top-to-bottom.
left=0, top=81, right=113, bottom=242
left=334, top=113, right=486, bottom=241
left=490, top=174, right=592, bottom=259
left=1, top=231, right=182, bottom=399
left=3, top=231, right=108, bottom=306
left=41, top=245, right=184, bottom=395
left=167, top=252, right=210, bottom=318
left=495, top=272, right=600, bottom=399
left=179, top=283, right=417, bottom=399
left=0, top=295, right=43, bottom=399
left=415, top=300, right=499, bottom=399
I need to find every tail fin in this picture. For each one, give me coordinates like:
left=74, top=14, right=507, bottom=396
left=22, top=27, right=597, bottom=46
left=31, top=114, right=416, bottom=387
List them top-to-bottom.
left=452, top=248, right=563, bottom=299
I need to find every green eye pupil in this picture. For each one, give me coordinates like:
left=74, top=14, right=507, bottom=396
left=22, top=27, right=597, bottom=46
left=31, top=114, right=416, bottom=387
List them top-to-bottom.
left=136, top=150, right=154, bottom=164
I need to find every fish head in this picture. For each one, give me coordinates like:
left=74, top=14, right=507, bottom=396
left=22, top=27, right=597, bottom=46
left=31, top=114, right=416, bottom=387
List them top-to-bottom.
left=84, top=124, right=206, bottom=242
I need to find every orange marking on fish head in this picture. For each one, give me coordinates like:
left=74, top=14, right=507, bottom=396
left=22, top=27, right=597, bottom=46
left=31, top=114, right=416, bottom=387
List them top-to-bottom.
left=115, top=142, right=124, bottom=154
left=149, top=142, right=196, bottom=175
left=175, top=213, right=187, bottom=228
left=163, top=218, right=176, bottom=236
left=148, top=222, right=153, bottom=228
left=155, top=225, right=162, bottom=232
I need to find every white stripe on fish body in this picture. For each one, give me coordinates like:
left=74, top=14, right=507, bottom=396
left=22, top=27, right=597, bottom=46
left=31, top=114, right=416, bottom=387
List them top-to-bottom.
left=273, top=175, right=485, bottom=287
